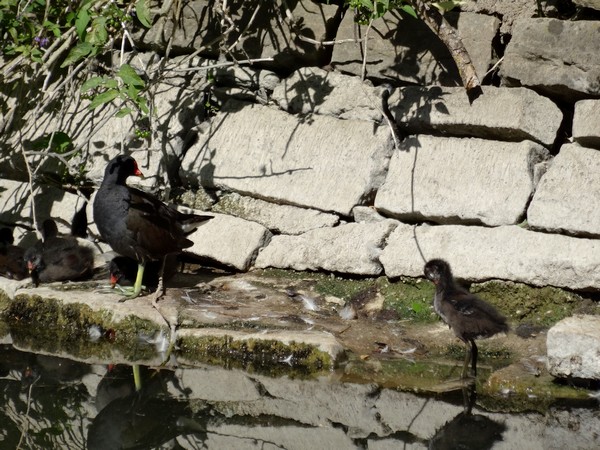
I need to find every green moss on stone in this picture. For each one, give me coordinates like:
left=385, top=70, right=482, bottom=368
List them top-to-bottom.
left=176, top=189, right=215, bottom=211
left=470, top=281, right=592, bottom=327
left=0, top=289, right=11, bottom=312
left=1, top=292, right=164, bottom=361
left=179, top=334, right=333, bottom=377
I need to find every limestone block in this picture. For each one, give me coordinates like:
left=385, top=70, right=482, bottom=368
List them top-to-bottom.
left=136, top=0, right=336, bottom=70
left=459, top=0, right=538, bottom=33
left=572, top=0, right=600, bottom=10
left=331, top=12, right=499, bottom=85
left=501, top=18, right=600, bottom=100
left=215, top=66, right=281, bottom=91
left=272, top=67, right=385, bottom=121
left=389, top=86, right=562, bottom=147
left=180, top=100, right=394, bottom=216
left=572, top=100, right=600, bottom=149
left=374, top=136, right=549, bottom=226
left=527, top=144, right=600, bottom=237
left=0, top=179, right=88, bottom=241
left=212, top=192, right=339, bottom=235
left=185, top=212, right=271, bottom=271
left=254, top=220, right=398, bottom=275
left=380, top=223, right=600, bottom=290
left=547, top=315, right=600, bottom=380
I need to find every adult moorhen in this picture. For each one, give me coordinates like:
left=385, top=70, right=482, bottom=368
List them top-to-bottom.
left=93, top=154, right=212, bottom=300
left=24, top=219, right=95, bottom=286
left=0, top=227, right=27, bottom=280
left=424, top=259, right=509, bottom=378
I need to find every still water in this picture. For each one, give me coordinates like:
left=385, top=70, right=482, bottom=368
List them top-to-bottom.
left=1, top=337, right=599, bottom=450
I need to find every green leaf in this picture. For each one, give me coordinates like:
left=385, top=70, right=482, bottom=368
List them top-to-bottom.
left=135, top=0, right=152, bottom=28
left=433, top=1, right=463, bottom=12
left=400, top=4, right=417, bottom=18
left=75, top=7, right=90, bottom=40
left=87, top=16, right=107, bottom=46
left=60, top=42, right=93, bottom=67
left=118, top=64, right=145, bottom=89
left=81, top=76, right=106, bottom=92
left=104, top=79, right=119, bottom=89
left=88, top=89, right=120, bottom=109
left=136, top=97, right=149, bottom=115
left=115, top=107, right=133, bottom=118
left=29, top=132, right=73, bottom=154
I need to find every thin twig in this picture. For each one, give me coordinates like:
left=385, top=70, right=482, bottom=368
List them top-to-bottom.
left=226, top=0, right=262, bottom=52
left=360, top=18, right=374, bottom=81
left=297, top=35, right=366, bottom=46
left=483, top=56, right=504, bottom=80
left=170, top=57, right=275, bottom=73
left=18, top=145, right=40, bottom=236
left=16, top=374, right=41, bottom=450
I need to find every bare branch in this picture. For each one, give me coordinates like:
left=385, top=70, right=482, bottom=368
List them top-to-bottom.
left=410, top=0, right=482, bottom=102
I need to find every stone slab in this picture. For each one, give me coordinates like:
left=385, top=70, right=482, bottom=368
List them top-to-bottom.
left=136, top=0, right=336, bottom=70
left=459, top=0, right=538, bottom=33
left=331, top=11, right=499, bottom=85
left=501, top=18, right=600, bottom=100
left=272, top=67, right=385, bottom=121
left=389, top=86, right=562, bottom=147
left=180, top=100, right=393, bottom=216
left=572, top=100, right=600, bottom=149
left=374, top=136, right=549, bottom=226
left=527, top=144, right=600, bottom=237
left=0, top=179, right=88, bottom=243
left=212, top=192, right=339, bottom=235
left=184, top=211, right=272, bottom=271
left=254, top=220, right=398, bottom=275
left=380, top=223, right=600, bottom=290
left=547, top=315, right=600, bottom=379
left=178, top=328, right=345, bottom=363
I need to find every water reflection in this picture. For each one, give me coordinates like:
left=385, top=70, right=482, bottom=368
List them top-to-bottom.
left=0, top=343, right=599, bottom=450
left=88, top=366, right=207, bottom=449
left=429, top=384, right=506, bottom=449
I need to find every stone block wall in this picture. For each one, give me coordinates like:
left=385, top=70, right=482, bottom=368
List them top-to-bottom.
left=2, top=0, right=600, bottom=292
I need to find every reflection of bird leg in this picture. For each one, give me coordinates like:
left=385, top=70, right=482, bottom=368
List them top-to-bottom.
left=461, top=339, right=478, bottom=378
left=470, top=339, right=478, bottom=377
left=461, top=383, right=477, bottom=414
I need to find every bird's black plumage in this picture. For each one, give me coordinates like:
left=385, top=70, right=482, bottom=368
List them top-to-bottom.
left=93, top=154, right=212, bottom=299
left=424, top=258, right=508, bottom=378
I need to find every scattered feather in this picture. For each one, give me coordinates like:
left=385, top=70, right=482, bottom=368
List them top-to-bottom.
left=301, top=295, right=319, bottom=311
left=339, top=304, right=358, bottom=320
left=88, top=325, right=102, bottom=342
left=280, top=354, right=294, bottom=366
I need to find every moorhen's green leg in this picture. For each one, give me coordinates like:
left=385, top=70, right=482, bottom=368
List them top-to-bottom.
left=118, top=262, right=146, bottom=301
